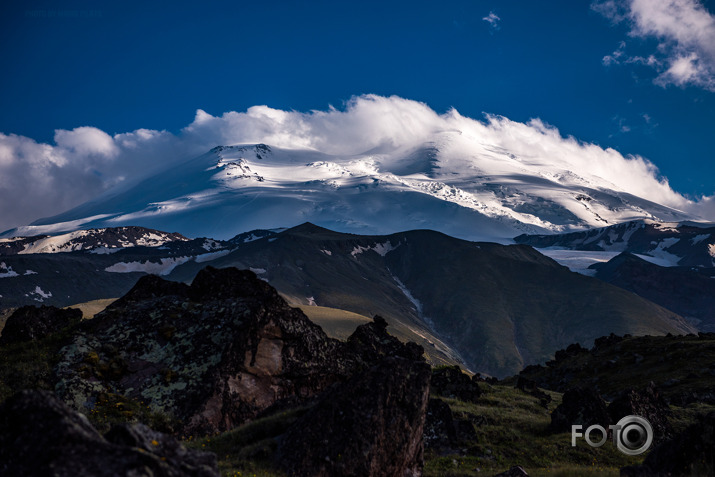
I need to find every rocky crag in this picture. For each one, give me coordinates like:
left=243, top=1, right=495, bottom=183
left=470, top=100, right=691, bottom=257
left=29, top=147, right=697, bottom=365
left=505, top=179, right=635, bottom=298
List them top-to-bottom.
left=52, top=266, right=426, bottom=438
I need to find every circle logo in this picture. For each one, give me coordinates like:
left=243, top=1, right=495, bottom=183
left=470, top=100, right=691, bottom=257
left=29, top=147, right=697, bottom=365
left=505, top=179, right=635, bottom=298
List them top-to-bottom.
left=614, top=415, right=653, bottom=456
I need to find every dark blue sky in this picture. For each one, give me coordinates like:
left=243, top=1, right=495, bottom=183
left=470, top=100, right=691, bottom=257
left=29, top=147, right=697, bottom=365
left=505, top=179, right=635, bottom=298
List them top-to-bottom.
left=1, top=0, right=714, bottom=196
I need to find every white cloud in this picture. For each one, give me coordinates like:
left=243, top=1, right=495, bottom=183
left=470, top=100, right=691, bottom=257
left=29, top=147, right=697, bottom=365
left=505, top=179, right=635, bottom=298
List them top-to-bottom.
left=594, top=0, right=715, bottom=91
left=482, top=11, right=501, bottom=31
left=0, top=94, right=713, bottom=233
left=0, top=126, right=183, bottom=233
left=54, top=127, right=118, bottom=160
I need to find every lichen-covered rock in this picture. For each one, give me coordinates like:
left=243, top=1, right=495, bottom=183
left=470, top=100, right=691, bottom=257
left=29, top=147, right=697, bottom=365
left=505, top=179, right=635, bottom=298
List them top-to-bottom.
left=54, top=266, right=424, bottom=437
left=55, top=267, right=347, bottom=435
left=0, top=305, right=80, bottom=345
left=277, top=356, right=431, bottom=477
left=430, top=365, right=481, bottom=402
left=608, top=382, right=672, bottom=444
left=549, top=387, right=611, bottom=433
left=0, top=389, right=218, bottom=477
left=423, top=397, right=479, bottom=454
left=424, top=398, right=457, bottom=451
left=621, top=411, right=715, bottom=477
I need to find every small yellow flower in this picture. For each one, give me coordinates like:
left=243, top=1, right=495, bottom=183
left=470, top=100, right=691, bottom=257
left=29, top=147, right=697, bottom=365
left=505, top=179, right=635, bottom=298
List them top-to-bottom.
left=151, top=439, right=159, bottom=446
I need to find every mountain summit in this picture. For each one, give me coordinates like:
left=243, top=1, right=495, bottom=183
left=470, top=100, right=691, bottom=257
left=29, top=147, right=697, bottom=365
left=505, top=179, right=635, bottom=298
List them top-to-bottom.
left=5, top=139, right=694, bottom=241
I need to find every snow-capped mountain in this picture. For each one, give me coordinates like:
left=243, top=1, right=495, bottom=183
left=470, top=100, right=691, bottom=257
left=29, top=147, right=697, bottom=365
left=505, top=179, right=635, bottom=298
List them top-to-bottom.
left=2, top=137, right=695, bottom=242
left=516, top=219, right=715, bottom=269
left=0, top=226, right=189, bottom=256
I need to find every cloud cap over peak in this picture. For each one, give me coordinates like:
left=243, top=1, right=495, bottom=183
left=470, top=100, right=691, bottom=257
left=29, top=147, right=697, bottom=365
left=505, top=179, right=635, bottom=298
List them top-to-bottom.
left=0, top=94, right=713, bottom=233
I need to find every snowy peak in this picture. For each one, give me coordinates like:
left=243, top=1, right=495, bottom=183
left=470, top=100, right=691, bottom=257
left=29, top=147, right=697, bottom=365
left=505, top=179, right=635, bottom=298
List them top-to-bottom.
left=14, top=138, right=696, bottom=242
left=0, top=226, right=189, bottom=256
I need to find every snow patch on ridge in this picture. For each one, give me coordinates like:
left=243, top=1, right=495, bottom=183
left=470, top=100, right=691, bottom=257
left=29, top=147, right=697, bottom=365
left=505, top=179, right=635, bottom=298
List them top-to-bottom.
left=692, top=234, right=711, bottom=245
left=647, top=238, right=682, bottom=266
left=351, top=241, right=400, bottom=257
left=195, top=249, right=231, bottom=263
left=105, top=257, right=192, bottom=275
left=0, top=262, right=18, bottom=278
left=30, top=285, right=52, bottom=301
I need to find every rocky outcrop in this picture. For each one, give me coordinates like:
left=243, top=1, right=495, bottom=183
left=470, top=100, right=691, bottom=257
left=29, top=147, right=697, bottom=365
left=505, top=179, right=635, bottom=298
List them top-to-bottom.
left=54, top=266, right=427, bottom=437
left=55, top=267, right=348, bottom=436
left=0, top=305, right=80, bottom=345
left=345, top=314, right=424, bottom=363
left=277, top=356, right=431, bottom=477
left=430, top=365, right=481, bottom=402
left=515, top=376, right=552, bottom=408
left=608, top=382, right=672, bottom=443
left=549, top=387, right=610, bottom=433
left=0, top=389, right=218, bottom=477
left=423, top=397, right=479, bottom=454
left=424, top=398, right=458, bottom=451
left=621, top=411, right=715, bottom=477
left=493, top=465, right=529, bottom=476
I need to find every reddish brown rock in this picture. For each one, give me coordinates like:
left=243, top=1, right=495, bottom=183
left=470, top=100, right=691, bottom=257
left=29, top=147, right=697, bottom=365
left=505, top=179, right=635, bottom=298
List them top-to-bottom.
left=54, top=266, right=425, bottom=437
left=277, top=356, right=431, bottom=477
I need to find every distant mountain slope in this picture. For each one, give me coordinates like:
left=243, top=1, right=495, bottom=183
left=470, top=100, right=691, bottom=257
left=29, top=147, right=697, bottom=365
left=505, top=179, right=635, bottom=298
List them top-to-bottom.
left=4, top=141, right=693, bottom=242
left=515, top=219, right=715, bottom=268
left=0, top=223, right=695, bottom=377
left=166, top=223, right=695, bottom=377
left=0, top=228, right=230, bottom=308
left=590, top=253, right=715, bottom=332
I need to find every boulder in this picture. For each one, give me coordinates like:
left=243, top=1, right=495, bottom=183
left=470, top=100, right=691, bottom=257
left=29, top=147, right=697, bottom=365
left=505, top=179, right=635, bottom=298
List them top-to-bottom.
left=0, top=305, right=80, bottom=345
left=345, top=314, right=424, bottom=363
left=593, top=333, right=624, bottom=350
left=554, top=343, right=588, bottom=362
left=277, top=356, right=431, bottom=477
left=431, top=365, right=481, bottom=402
left=515, top=376, right=552, bottom=408
left=607, top=382, right=672, bottom=443
left=549, top=387, right=610, bottom=433
left=0, top=389, right=218, bottom=477
left=424, top=398, right=457, bottom=451
left=621, top=411, right=715, bottom=477
left=493, top=465, right=529, bottom=476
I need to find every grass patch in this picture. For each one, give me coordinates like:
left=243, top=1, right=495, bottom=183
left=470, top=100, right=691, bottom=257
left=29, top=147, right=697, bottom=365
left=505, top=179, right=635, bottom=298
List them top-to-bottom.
left=65, top=298, right=117, bottom=319
left=297, top=305, right=371, bottom=341
left=424, top=384, right=642, bottom=476
left=185, top=408, right=309, bottom=477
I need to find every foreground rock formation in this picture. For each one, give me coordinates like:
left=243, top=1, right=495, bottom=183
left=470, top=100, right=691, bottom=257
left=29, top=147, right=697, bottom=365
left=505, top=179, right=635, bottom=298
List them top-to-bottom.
left=54, top=267, right=371, bottom=435
left=278, top=356, right=431, bottom=477
left=549, top=387, right=611, bottom=433
left=0, top=390, right=218, bottom=477
left=621, top=411, right=715, bottom=476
